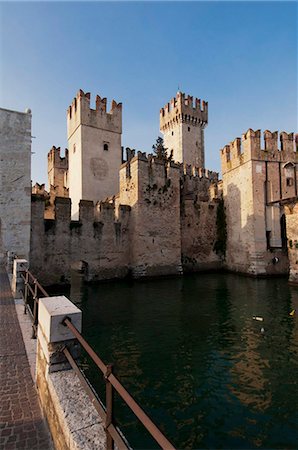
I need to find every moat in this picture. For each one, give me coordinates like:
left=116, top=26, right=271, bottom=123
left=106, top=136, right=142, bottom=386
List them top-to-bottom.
left=59, top=273, right=298, bottom=449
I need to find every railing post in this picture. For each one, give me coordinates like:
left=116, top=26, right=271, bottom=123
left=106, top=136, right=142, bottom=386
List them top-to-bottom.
left=11, top=259, right=28, bottom=298
left=24, top=271, right=29, bottom=314
left=31, top=280, right=38, bottom=339
left=105, top=363, right=114, bottom=450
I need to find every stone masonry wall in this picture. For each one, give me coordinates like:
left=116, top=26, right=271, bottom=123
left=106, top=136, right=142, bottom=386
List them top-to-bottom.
left=0, top=108, right=31, bottom=262
left=221, top=129, right=294, bottom=276
left=31, top=150, right=222, bottom=283
left=119, top=153, right=183, bottom=277
left=180, top=167, right=221, bottom=272
left=30, top=195, right=130, bottom=285
left=285, top=202, right=298, bottom=285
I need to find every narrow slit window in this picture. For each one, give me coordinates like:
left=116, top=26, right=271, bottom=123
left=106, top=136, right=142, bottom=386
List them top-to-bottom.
left=286, top=177, right=293, bottom=187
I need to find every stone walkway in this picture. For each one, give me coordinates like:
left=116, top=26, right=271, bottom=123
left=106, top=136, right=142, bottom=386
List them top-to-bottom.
left=0, top=266, right=53, bottom=450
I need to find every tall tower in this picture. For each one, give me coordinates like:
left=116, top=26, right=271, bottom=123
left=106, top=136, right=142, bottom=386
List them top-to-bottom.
left=67, top=89, right=122, bottom=219
left=160, top=92, right=208, bottom=167
left=47, top=146, right=69, bottom=196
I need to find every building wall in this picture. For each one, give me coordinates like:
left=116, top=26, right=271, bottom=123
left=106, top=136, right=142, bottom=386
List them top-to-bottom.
left=67, top=90, right=122, bottom=219
left=160, top=92, right=207, bottom=168
left=0, top=108, right=31, bottom=262
left=221, top=129, right=296, bottom=276
left=30, top=153, right=221, bottom=284
left=119, top=153, right=183, bottom=277
left=180, top=167, right=221, bottom=271
left=30, top=196, right=131, bottom=285
left=285, top=202, right=298, bottom=285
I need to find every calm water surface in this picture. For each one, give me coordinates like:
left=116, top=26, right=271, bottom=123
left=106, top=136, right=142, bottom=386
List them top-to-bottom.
left=64, top=273, right=298, bottom=449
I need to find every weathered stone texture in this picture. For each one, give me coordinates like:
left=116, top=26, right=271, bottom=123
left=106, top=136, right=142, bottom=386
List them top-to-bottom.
left=67, top=90, right=122, bottom=219
left=160, top=92, right=207, bottom=168
left=0, top=108, right=31, bottom=262
left=221, top=129, right=295, bottom=276
left=31, top=150, right=222, bottom=284
left=120, top=154, right=183, bottom=277
left=180, top=171, right=221, bottom=272
left=30, top=195, right=131, bottom=285
left=285, top=202, right=298, bottom=285
left=36, top=295, right=106, bottom=450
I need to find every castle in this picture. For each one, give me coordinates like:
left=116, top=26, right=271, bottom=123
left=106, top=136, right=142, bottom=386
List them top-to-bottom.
left=2, top=89, right=297, bottom=286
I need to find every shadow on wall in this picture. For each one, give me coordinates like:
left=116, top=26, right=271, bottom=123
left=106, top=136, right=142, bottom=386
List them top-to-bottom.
left=225, top=183, right=289, bottom=275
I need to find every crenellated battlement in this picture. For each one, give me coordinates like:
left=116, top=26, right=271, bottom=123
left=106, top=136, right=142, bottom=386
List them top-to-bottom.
left=67, top=89, right=122, bottom=138
left=160, top=91, right=208, bottom=132
left=221, top=129, right=297, bottom=174
left=47, top=146, right=69, bottom=169
left=121, top=148, right=218, bottom=186
left=179, top=163, right=218, bottom=181
left=32, top=183, right=49, bottom=197
left=32, top=195, right=130, bottom=229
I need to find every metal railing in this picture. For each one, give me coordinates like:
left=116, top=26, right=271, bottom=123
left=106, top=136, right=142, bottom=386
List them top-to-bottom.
left=19, top=269, right=176, bottom=450
left=20, top=270, right=49, bottom=338
left=62, top=317, right=176, bottom=450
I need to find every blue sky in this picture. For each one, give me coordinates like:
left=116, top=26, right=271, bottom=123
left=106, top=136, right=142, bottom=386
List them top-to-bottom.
left=0, top=1, right=297, bottom=185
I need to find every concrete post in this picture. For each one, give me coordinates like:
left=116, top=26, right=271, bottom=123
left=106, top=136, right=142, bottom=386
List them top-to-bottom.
left=11, top=258, right=28, bottom=298
left=35, top=296, right=109, bottom=450
left=36, top=296, right=82, bottom=377
left=36, top=296, right=84, bottom=450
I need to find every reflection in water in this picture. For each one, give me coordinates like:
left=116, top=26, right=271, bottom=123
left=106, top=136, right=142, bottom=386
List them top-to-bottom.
left=66, top=273, right=298, bottom=449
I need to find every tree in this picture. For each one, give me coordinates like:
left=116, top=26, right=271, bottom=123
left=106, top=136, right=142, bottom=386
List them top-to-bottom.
left=152, top=137, right=169, bottom=161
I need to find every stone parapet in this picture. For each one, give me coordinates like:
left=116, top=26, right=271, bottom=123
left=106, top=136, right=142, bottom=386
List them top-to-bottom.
left=221, top=129, right=297, bottom=175
left=36, top=295, right=107, bottom=450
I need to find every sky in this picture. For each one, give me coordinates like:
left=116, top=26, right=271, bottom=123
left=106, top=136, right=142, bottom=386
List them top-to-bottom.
left=0, top=1, right=297, bottom=185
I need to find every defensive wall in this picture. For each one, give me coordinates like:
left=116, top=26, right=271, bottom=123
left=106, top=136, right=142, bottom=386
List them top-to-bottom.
left=220, top=129, right=297, bottom=276
left=30, top=151, right=222, bottom=285
left=284, top=201, right=298, bottom=285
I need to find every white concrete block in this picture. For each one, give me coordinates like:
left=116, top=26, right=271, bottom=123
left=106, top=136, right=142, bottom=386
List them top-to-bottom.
left=13, top=258, right=29, bottom=276
left=38, top=296, right=82, bottom=343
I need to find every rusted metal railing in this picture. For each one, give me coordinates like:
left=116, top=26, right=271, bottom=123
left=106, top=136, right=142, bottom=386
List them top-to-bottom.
left=18, top=268, right=175, bottom=449
left=20, top=270, right=49, bottom=338
left=62, top=317, right=176, bottom=450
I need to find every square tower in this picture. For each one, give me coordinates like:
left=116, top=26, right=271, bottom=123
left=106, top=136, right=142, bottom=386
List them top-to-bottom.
left=67, top=90, right=122, bottom=219
left=160, top=92, right=208, bottom=168
left=220, top=128, right=297, bottom=275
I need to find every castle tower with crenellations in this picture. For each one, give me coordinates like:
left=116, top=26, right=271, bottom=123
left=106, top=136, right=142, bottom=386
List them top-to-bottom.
left=67, top=89, right=122, bottom=219
left=160, top=91, right=208, bottom=168
left=220, top=128, right=297, bottom=276
left=47, top=146, right=69, bottom=196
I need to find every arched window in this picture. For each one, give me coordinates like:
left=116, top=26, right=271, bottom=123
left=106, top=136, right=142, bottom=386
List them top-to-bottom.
left=103, top=143, right=109, bottom=151
left=284, top=162, right=295, bottom=188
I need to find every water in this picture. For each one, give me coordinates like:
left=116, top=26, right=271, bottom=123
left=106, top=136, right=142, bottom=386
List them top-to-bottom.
left=63, top=273, right=298, bottom=449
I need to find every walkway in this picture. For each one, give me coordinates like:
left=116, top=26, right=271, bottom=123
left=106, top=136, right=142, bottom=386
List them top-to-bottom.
left=0, top=266, right=52, bottom=450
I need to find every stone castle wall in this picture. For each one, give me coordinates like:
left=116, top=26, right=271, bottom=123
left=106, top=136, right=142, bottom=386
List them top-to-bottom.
left=0, top=108, right=32, bottom=262
left=221, top=129, right=296, bottom=276
left=30, top=152, right=221, bottom=284
left=119, top=153, right=183, bottom=277
left=180, top=166, right=221, bottom=271
left=30, top=196, right=131, bottom=285
left=285, top=201, right=298, bottom=285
